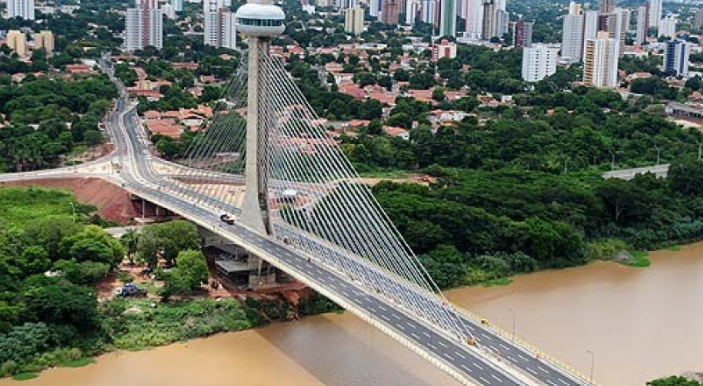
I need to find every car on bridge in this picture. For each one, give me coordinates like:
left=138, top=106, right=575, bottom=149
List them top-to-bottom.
left=220, top=214, right=235, bottom=225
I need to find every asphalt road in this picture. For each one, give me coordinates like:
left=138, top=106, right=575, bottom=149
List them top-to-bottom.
left=100, top=57, right=590, bottom=386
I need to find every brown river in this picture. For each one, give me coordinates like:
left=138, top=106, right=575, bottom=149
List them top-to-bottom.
left=2, top=243, right=703, bottom=386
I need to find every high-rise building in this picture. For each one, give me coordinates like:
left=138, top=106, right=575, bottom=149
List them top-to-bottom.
left=6, top=0, right=35, bottom=20
left=126, top=0, right=163, bottom=51
left=170, top=0, right=184, bottom=12
left=204, top=0, right=237, bottom=49
left=369, top=0, right=381, bottom=17
left=381, top=0, right=399, bottom=24
left=406, top=0, right=421, bottom=25
left=421, top=0, right=437, bottom=26
left=439, top=0, right=456, bottom=36
left=462, top=0, right=483, bottom=40
left=481, top=0, right=496, bottom=39
left=600, top=0, right=616, bottom=13
left=648, top=0, right=662, bottom=29
left=568, top=1, right=580, bottom=16
left=163, top=3, right=177, bottom=19
left=635, top=5, right=648, bottom=45
left=344, top=7, right=364, bottom=35
left=608, top=8, right=629, bottom=54
left=695, top=9, right=703, bottom=30
left=583, top=10, right=599, bottom=41
left=561, top=13, right=584, bottom=62
left=658, top=15, right=676, bottom=38
left=512, top=19, right=533, bottom=48
left=6, top=30, right=27, bottom=56
left=33, top=30, right=54, bottom=53
left=583, top=31, right=619, bottom=88
left=664, top=39, right=690, bottom=76
left=522, top=44, right=559, bottom=82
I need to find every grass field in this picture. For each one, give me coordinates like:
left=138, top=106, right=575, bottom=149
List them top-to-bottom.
left=0, top=187, right=83, bottom=227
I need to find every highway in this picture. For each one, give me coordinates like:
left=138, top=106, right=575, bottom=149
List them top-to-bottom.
left=99, top=57, right=593, bottom=386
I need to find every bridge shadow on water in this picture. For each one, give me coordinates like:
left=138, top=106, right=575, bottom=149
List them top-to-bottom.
left=256, top=312, right=459, bottom=386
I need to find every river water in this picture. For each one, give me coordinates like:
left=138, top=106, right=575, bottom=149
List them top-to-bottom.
left=3, top=243, right=702, bottom=386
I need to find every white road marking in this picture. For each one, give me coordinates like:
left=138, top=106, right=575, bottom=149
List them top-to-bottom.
left=397, top=324, right=406, bottom=331
left=411, top=332, right=420, bottom=339
left=422, top=332, right=431, bottom=338
left=438, top=340, right=448, bottom=348
left=499, top=343, right=511, bottom=350
left=455, top=351, right=466, bottom=359
left=518, top=353, right=529, bottom=361
left=507, top=355, right=517, bottom=362
left=473, top=363, right=484, bottom=370
left=460, top=364, right=473, bottom=373
left=538, top=365, right=550, bottom=374
left=526, top=368, right=538, bottom=375
left=491, top=374, right=502, bottom=382
left=479, top=376, right=491, bottom=385
left=558, top=378, right=570, bottom=385
left=547, top=380, right=558, bottom=386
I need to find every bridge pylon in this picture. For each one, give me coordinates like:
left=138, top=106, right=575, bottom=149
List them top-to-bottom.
left=235, top=0, right=286, bottom=286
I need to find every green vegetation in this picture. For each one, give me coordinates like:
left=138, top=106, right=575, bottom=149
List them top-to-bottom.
left=0, top=75, right=117, bottom=172
left=0, top=187, right=337, bottom=379
left=0, top=187, right=95, bottom=227
left=667, top=245, right=682, bottom=251
left=621, top=251, right=651, bottom=268
left=482, top=278, right=513, bottom=287
left=101, top=298, right=255, bottom=351
left=62, top=357, right=95, bottom=368
left=12, top=372, right=38, bottom=381
left=649, top=376, right=703, bottom=386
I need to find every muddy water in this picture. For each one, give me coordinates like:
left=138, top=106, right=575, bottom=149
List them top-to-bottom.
left=2, top=243, right=702, bottom=386
left=447, top=243, right=703, bottom=385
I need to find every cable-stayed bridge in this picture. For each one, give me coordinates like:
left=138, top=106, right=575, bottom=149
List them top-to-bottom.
left=1, top=1, right=601, bottom=384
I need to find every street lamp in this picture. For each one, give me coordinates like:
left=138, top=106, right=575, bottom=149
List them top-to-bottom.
left=69, top=202, right=76, bottom=223
left=508, top=308, right=516, bottom=342
left=587, top=350, right=595, bottom=383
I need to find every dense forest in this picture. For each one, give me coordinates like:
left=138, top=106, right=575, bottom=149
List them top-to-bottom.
left=0, top=74, right=117, bottom=172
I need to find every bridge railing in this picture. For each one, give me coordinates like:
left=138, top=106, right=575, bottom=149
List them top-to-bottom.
left=450, top=303, right=601, bottom=386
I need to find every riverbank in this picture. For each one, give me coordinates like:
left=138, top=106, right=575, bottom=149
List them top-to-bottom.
left=2, top=241, right=702, bottom=386
left=3, top=242, right=701, bottom=385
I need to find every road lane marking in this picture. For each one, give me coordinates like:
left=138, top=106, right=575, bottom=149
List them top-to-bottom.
left=411, top=332, right=420, bottom=339
left=422, top=332, right=431, bottom=338
left=438, top=340, right=448, bottom=348
left=499, top=343, right=511, bottom=350
left=455, top=351, right=466, bottom=359
left=518, top=353, right=529, bottom=361
left=473, top=363, right=484, bottom=370
left=460, top=364, right=473, bottom=373
left=538, top=365, right=550, bottom=374
left=526, top=367, right=538, bottom=375
left=491, top=374, right=502, bottom=382
left=479, top=376, right=491, bottom=385
left=558, top=378, right=570, bottom=385
left=547, top=380, right=558, bottom=386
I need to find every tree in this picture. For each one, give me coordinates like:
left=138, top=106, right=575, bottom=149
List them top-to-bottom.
left=668, top=159, right=703, bottom=195
left=137, top=220, right=200, bottom=267
left=121, top=229, right=140, bottom=264
left=419, top=245, right=465, bottom=289
left=176, top=250, right=208, bottom=290
left=22, top=282, right=99, bottom=331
